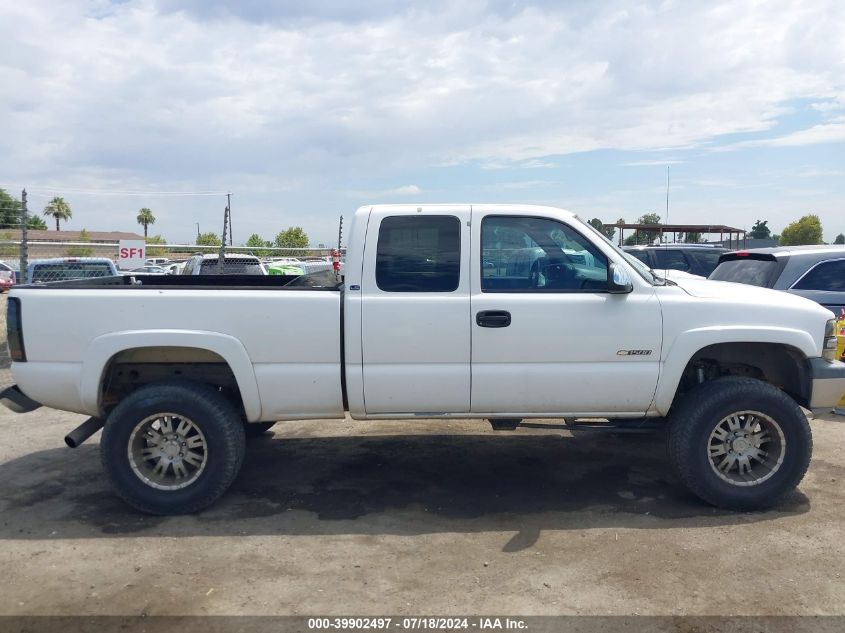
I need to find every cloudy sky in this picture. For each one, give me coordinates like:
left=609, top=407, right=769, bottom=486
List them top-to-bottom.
left=1, top=0, right=843, bottom=244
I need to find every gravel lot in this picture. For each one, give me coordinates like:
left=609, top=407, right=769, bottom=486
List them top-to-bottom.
left=0, top=293, right=843, bottom=618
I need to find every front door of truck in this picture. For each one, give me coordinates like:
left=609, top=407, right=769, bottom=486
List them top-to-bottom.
left=360, top=206, right=471, bottom=414
left=470, top=208, right=662, bottom=415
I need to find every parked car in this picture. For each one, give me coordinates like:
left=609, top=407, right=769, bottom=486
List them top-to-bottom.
left=3, top=204, right=844, bottom=515
left=623, top=244, right=729, bottom=277
left=709, top=245, right=845, bottom=316
left=181, top=253, right=266, bottom=275
left=25, top=257, right=118, bottom=284
left=146, top=257, right=171, bottom=267
left=0, top=260, right=21, bottom=283
left=164, top=262, right=185, bottom=275
left=122, top=266, right=167, bottom=276
left=0, top=269, right=15, bottom=292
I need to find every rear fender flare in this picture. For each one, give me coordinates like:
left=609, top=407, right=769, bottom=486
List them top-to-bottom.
left=80, top=330, right=262, bottom=421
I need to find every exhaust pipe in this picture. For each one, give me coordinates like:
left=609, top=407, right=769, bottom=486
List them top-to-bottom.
left=65, top=417, right=105, bottom=448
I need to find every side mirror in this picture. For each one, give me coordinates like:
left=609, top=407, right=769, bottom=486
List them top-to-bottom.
left=608, top=263, right=634, bottom=294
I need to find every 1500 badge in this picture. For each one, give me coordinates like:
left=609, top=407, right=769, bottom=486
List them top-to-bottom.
left=617, top=349, right=653, bottom=356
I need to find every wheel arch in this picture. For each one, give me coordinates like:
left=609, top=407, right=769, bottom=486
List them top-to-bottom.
left=655, top=327, right=817, bottom=415
left=80, top=330, right=262, bottom=421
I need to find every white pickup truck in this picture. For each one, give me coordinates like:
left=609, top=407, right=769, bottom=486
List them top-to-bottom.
left=4, top=204, right=845, bottom=515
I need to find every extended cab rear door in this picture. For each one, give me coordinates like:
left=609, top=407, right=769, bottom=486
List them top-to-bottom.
left=360, top=206, right=471, bottom=414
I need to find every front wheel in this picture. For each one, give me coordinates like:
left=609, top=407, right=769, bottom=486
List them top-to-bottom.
left=667, top=377, right=812, bottom=510
left=101, top=381, right=246, bottom=515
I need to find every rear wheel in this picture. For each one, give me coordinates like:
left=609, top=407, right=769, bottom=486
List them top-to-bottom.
left=667, top=377, right=812, bottom=510
left=101, top=381, right=246, bottom=515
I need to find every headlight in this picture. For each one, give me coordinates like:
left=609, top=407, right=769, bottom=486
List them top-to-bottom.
left=823, top=319, right=837, bottom=362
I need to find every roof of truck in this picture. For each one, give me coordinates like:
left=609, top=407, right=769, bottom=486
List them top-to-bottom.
left=364, top=203, right=577, bottom=218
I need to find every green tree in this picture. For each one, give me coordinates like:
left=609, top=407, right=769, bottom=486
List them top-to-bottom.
left=0, top=189, right=22, bottom=228
left=43, top=196, right=72, bottom=231
left=136, top=208, right=156, bottom=238
left=623, top=213, right=661, bottom=246
left=779, top=214, right=823, bottom=246
left=27, top=215, right=47, bottom=230
left=588, top=218, right=615, bottom=240
left=748, top=219, right=771, bottom=240
left=274, top=226, right=309, bottom=249
left=66, top=227, right=94, bottom=257
left=196, top=232, right=222, bottom=246
left=245, top=232, right=273, bottom=257
left=684, top=232, right=702, bottom=243
left=246, top=233, right=269, bottom=247
left=834, top=233, right=845, bottom=245
left=146, top=234, right=167, bottom=257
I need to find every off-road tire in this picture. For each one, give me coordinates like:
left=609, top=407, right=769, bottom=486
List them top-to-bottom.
left=667, top=376, right=812, bottom=510
left=101, top=381, right=246, bottom=515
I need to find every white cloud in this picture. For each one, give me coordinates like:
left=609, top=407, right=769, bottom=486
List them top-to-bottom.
left=0, top=0, right=844, bottom=240
left=715, top=122, right=845, bottom=151
left=624, top=159, right=686, bottom=167
left=345, top=184, right=422, bottom=198
left=391, top=185, right=421, bottom=196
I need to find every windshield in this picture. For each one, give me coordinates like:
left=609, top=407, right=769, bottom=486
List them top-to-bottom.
left=576, top=218, right=657, bottom=284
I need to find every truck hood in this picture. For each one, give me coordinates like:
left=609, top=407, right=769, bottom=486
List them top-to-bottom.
left=673, top=277, right=821, bottom=310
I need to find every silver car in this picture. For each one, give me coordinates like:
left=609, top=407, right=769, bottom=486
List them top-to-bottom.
left=709, top=245, right=845, bottom=316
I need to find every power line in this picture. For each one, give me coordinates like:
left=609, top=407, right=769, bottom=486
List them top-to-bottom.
left=0, top=185, right=228, bottom=197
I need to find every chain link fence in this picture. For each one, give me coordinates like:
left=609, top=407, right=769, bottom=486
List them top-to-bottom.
left=0, top=240, right=344, bottom=283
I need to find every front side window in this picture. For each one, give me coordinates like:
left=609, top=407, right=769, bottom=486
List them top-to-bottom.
left=375, top=215, right=461, bottom=292
left=481, top=216, right=608, bottom=292
left=792, top=259, right=845, bottom=291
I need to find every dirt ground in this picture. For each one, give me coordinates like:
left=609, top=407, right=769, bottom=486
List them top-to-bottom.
left=0, top=293, right=843, bottom=618
left=0, top=403, right=843, bottom=617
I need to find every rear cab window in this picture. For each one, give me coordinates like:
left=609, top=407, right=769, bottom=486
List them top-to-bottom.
left=199, top=258, right=264, bottom=275
left=31, top=262, right=115, bottom=282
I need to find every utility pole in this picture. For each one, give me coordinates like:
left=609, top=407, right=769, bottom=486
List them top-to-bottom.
left=665, top=165, right=670, bottom=227
left=20, top=189, right=28, bottom=277
left=227, top=192, right=233, bottom=246
left=217, top=196, right=230, bottom=274
left=337, top=215, right=343, bottom=251
left=195, top=222, right=200, bottom=240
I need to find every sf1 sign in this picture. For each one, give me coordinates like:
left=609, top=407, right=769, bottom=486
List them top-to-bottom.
left=118, top=240, right=146, bottom=270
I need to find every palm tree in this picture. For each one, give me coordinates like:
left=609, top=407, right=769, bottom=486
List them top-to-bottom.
left=43, top=197, right=72, bottom=231
left=136, top=208, right=156, bottom=238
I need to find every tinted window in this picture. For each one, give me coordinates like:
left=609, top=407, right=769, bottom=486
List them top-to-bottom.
left=375, top=215, right=460, bottom=292
left=481, top=216, right=608, bottom=292
left=653, top=249, right=690, bottom=271
left=626, top=250, right=650, bottom=265
left=687, top=250, right=725, bottom=276
left=709, top=258, right=779, bottom=287
left=792, top=260, right=845, bottom=291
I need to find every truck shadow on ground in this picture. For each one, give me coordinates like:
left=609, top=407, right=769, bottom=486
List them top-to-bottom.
left=0, top=430, right=811, bottom=547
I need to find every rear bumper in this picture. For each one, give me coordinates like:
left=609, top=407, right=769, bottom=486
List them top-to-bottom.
left=809, top=358, right=845, bottom=412
left=0, top=385, right=42, bottom=413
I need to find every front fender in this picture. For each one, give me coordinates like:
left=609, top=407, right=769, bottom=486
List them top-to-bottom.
left=654, top=326, right=817, bottom=414
left=80, top=330, right=262, bottom=421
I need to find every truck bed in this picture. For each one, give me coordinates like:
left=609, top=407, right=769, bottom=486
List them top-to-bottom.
left=10, top=275, right=345, bottom=422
